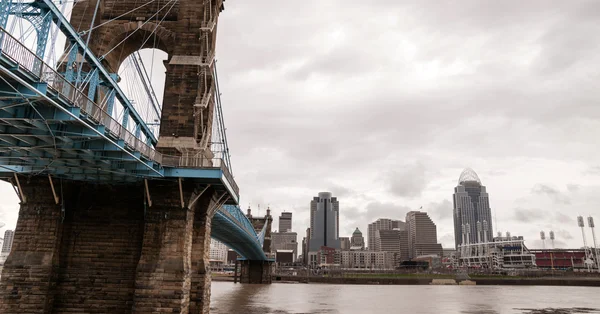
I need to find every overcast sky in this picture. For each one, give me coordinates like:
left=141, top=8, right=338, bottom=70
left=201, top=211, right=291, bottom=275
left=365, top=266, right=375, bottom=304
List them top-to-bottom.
left=2, top=0, right=600, bottom=250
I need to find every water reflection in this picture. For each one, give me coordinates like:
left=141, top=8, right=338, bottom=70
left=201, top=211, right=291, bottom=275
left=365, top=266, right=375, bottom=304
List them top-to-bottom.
left=210, top=282, right=600, bottom=314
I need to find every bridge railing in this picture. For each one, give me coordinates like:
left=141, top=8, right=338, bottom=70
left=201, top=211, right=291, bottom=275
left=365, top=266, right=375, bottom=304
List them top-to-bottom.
left=0, top=27, right=238, bottom=194
left=0, top=27, right=161, bottom=163
left=161, top=154, right=238, bottom=195
left=219, top=205, right=257, bottom=241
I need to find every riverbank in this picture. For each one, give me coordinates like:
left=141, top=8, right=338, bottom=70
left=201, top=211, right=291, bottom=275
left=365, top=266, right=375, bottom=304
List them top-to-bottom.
left=271, top=275, right=600, bottom=287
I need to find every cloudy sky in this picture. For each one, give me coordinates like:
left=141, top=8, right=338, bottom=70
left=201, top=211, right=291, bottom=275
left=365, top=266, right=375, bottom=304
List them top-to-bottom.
left=2, top=0, right=600, bottom=250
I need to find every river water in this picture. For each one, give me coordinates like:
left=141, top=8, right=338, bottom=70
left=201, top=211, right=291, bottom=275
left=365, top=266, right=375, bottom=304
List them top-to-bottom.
left=210, top=282, right=600, bottom=314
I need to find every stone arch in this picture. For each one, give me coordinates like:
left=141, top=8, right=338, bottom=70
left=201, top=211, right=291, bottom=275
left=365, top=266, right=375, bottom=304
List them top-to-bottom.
left=95, top=22, right=176, bottom=73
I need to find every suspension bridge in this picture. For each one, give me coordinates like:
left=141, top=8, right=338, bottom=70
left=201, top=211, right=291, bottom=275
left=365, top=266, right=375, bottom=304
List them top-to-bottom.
left=0, top=0, right=271, bottom=312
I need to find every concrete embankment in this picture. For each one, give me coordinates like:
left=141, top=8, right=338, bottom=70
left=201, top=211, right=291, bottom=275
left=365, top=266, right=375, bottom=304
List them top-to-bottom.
left=272, top=275, right=600, bottom=287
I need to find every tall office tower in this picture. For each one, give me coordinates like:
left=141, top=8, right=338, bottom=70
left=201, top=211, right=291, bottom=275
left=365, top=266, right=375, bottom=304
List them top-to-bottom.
left=453, top=168, right=493, bottom=249
left=308, top=192, right=341, bottom=251
left=310, top=193, right=339, bottom=239
left=405, top=211, right=442, bottom=259
left=279, top=212, right=293, bottom=232
left=368, top=218, right=404, bottom=251
left=351, top=228, right=365, bottom=249
left=1, top=230, right=14, bottom=253
left=375, top=230, right=401, bottom=253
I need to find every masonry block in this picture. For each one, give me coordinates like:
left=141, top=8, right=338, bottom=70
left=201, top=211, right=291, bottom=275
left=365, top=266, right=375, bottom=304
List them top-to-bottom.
left=0, top=178, right=217, bottom=314
left=239, top=260, right=273, bottom=284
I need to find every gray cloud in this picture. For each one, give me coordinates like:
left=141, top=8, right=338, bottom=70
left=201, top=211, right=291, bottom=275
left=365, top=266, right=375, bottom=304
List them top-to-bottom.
left=388, top=163, right=428, bottom=198
left=585, top=166, right=600, bottom=176
left=328, top=184, right=353, bottom=198
left=531, top=184, right=571, bottom=205
left=566, top=184, right=581, bottom=193
left=427, top=199, right=453, bottom=221
left=513, top=208, right=546, bottom=223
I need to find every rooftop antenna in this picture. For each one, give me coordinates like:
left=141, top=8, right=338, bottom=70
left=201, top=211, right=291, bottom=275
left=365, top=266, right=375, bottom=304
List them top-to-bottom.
left=588, top=216, right=600, bottom=273
left=549, top=230, right=555, bottom=249
left=540, top=231, right=546, bottom=249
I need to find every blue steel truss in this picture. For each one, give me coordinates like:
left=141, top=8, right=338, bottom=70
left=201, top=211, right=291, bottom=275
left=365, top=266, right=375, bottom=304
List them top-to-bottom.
left=0, top=0, right=158, bottom=146
left=0, top=1, right=269, bottom=260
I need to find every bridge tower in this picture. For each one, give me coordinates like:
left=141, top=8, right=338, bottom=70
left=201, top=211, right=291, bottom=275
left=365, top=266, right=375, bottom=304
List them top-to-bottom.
left=0, top=0, right=232, bottom=313
left=238, top=207, right=274, bottom=284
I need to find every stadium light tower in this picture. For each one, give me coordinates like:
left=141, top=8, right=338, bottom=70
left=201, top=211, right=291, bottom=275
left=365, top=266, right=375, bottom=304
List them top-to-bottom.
left=578, top=216, right=594, bottom=272
left=588, top=216, right=600, bottom=273
left=549, top=230, right=555, bottom=249
left=540, top=231, right=546, bottom=250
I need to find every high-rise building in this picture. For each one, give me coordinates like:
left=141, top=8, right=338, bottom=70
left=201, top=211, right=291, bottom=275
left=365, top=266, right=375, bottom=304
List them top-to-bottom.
left=453, top=168, right=493, bottom=249
left=308, top=192, right=341, bottom=251
left=310, top=193, right=339, bottom=239
left=405, top=211, right=442, bottom=259
left=279, top=212, right=293, bottom=232
left=368, top=218, right=403, bottom=251
left=302, top=228, right=310, bottom=265
left=351, top=228, right=365, bottom=250
left=1, top=230, right=14, bottom=254
left=376, top=230, right=401, bottom=254
left=271, top=231, right=298, bottom=261
left=339, top=237, right=351, bottom=251
left=209, top=238, right=228, bottom=263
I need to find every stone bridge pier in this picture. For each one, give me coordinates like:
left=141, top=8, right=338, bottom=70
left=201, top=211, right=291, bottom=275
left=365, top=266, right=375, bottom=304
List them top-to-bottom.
left=0, top=176, right=219, bottom=313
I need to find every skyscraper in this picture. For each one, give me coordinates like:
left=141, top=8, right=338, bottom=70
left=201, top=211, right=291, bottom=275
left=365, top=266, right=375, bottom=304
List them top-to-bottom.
left=453, top=168, right=493, bottom=249
left=308, top=192, right=341, bottom=251
left=310, top=193, right=339, bottom=239
left=405, top=211, right=442, bottom=259
left=279, top=212, right=293, bottom=232
left=368, top=218, right=403, bottom=251
left=1, top=230, right=14, bottom=254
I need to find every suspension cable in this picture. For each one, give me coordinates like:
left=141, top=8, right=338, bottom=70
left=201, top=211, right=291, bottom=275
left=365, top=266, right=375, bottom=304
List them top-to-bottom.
left=79, top=0, right=159, bottom=35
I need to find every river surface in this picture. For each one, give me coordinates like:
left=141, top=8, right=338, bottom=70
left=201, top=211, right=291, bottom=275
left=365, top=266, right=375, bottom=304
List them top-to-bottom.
left=210, top=282, right=600, bottom=314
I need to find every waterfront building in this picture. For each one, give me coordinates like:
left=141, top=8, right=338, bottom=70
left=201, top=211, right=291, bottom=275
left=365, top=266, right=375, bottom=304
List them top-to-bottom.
left=453, top=168, right=493, bottom=249
left=309, top=192, right=341, bottom=251
left=406, top=211, right=443, bottom=259
left=279, top=212, right=293, bottom=232
left=368, top=218, right=403, bottom=251
left=351, top=228, right=365, bottom=250
left=272, top=231, right=298, bottom=261
left=459, top=233, right=536, bottom=269
left=318, top=246, right=341, bottom=266
left=340, top=251, right=395, bottom=269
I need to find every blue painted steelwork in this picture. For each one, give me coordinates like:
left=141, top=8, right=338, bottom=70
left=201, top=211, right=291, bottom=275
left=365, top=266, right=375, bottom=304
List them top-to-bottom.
left=3, top=0, right=159, bottom=146
left=0, top=2, right=268, bottom=260
left=212, top=205, right=267, bottom=260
